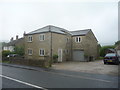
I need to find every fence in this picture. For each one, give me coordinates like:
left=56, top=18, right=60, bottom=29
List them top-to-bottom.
left=2, top=57, right=51, bottom=68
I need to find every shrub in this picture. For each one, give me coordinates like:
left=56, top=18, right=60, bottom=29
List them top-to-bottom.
left=14, top=46, right=24, bottom=56
left=2, top=50, right=11, bottom=57
left=53, top=54, right=58, bottom=63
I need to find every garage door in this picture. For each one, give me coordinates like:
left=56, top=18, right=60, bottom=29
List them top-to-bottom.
left=73, top=50, right=85, bottom=61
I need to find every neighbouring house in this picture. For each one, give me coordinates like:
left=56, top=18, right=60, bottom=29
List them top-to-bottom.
left=24, top=25, right=98, bottom=62
left=3, top=35, right=24, bottom=52
left=105, top=48, right=116, bottom=54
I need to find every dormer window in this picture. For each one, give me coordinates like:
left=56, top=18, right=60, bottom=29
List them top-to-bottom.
left=39, top=34, right=45, bottom=41
left=28, top=36, right=33, bottom=42
left=75, top=37, right=81, bottom=43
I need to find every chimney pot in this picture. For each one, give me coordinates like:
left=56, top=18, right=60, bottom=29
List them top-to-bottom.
left=16, top=35, right=18, bottom=40
left=10, top=37, right=13, bottom=42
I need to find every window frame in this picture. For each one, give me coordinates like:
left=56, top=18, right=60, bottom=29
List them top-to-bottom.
left=39, top=34, right=45, bottom=41
left=28, top=36, right=33, bottom=42
left=75, top=37, right=81, bottom=43
left=28, top=48, right=33, bottom=55
left=39, top=48, right=45, bottom=56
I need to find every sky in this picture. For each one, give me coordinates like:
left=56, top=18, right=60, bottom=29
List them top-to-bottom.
left=0, top=0, right=119, bottom=46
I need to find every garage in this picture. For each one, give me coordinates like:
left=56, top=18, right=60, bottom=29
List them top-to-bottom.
left=73, top=50, right=85, bottom=61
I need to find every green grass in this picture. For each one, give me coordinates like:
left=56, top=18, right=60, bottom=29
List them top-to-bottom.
left=97, top=57, right=104, bottom=60
left=1, top=61, right=10, bottom=63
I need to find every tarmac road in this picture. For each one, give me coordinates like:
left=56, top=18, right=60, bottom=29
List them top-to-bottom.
left=1, top=64, right=119, bottom=88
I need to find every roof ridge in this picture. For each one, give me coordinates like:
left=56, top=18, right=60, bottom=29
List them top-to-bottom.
left=70, top=29, right=91, bottom=32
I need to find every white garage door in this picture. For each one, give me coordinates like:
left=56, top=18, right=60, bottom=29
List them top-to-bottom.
left=73, top=50, right=85, bottom=61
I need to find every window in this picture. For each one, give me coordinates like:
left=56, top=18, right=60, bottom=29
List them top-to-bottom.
left=39, top=34, right=45, bottom=41
left=28, top=36, right=33, bottom=42
left=75, top=37, right=81, bottom=43
left=67, top=38, right=69, bottom=42
left=28, top=49, right=33, bottom=55
left=39, top=49, right=45, bottom=56
left=66, top=49, right=69, bottom=54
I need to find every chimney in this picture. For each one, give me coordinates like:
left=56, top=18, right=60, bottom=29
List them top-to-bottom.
left=23, top=31, right=26, bottom=37
left=16, top=35, right=18, bottom=40
left=10, top=37, right=13, bottom=42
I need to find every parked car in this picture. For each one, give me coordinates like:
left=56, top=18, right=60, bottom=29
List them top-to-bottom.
left=103, top=53, right=119, bottom=65
left=7, top=54, right=19, bottom=57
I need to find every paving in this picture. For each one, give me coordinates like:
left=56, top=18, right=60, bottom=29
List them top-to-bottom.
left=52, top=60, right=119, bottom=76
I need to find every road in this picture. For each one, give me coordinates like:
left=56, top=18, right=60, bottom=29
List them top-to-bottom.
left=1, top=64, right=119, bottom=89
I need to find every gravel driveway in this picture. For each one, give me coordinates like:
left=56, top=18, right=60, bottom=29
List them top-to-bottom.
left=52, top=60, right=119, bottom=76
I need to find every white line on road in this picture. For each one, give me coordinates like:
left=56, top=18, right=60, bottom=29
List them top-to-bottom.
left=0, top=74, right=47, bottom=90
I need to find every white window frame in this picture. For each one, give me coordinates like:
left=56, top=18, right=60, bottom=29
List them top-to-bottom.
left=39, top=34, right=45, bottom=41
left=28, top=36, right=33, bottom=42
left=67, top=37, right=69, bottom=42
left=75, top=37, right=81, bottom=43
left=28, top=48, right=33, bottom=55
left=39, top=48, right=45, bottom=56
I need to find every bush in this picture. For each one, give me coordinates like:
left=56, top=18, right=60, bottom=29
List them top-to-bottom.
left=14, top=46, right=24, bottom=56
left=2, top=50, right=11, bottom=57
left=53, top=54, right=58, bottom=63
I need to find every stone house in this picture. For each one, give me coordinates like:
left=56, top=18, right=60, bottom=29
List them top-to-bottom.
left=24, top=25, right=98, bottom=62
left=3, top=35, right=24, bottom=52
left=115, top=44, right=120, bottom=56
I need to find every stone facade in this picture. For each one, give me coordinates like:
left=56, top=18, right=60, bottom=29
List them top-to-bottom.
left=24, top=25, right=98, bottom=62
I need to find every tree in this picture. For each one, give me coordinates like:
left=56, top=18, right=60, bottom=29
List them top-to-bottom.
left=115, top=40, right=120, bottom=46
left=14, top=46, right=24, bottom=56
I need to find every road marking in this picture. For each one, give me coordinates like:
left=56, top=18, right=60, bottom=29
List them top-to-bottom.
left=0, top=74, right=47, bottom=90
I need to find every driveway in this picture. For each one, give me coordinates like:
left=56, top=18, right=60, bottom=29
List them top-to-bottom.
left=52, top=60, right=119, bottom=76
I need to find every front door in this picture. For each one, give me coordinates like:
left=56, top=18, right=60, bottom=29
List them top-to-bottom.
left=58, top=49, right=62, bottom=62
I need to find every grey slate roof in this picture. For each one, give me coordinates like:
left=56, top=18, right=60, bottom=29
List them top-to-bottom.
left=26, top=25, right=70, bottom=35
left=26, top=25, right=91, bottom=36
left=70, top=29, right=91, bottom=36
left=5, top=38, right=24, bottom=46
left=107, top=48, right=116, bottom=52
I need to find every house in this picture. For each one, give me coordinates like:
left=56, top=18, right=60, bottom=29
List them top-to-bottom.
left=24, top=25, right=98, bottom=62
left=3, top=35, right=24, bottom=52
left=105, top=48, right=116, bottom=54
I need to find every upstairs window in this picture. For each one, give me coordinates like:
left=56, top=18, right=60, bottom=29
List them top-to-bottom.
left=39, top=34, right=45, bottom=41
left=28, top=36, right=33, bottom=42
left=75, top=37, right=81, bottom=43
left=67, top=38, right=69, bottom=42
left=28, top=49, right=33, bottom=55
left=39, top=49, right=45, bottom=56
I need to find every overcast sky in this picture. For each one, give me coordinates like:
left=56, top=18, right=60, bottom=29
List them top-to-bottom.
left=0, top=0, right=118, bottom=46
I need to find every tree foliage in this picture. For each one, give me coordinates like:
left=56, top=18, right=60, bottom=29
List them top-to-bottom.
left=115, top=40, right=120, bottom=46
left=14, top=46, right=24, bottom=56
